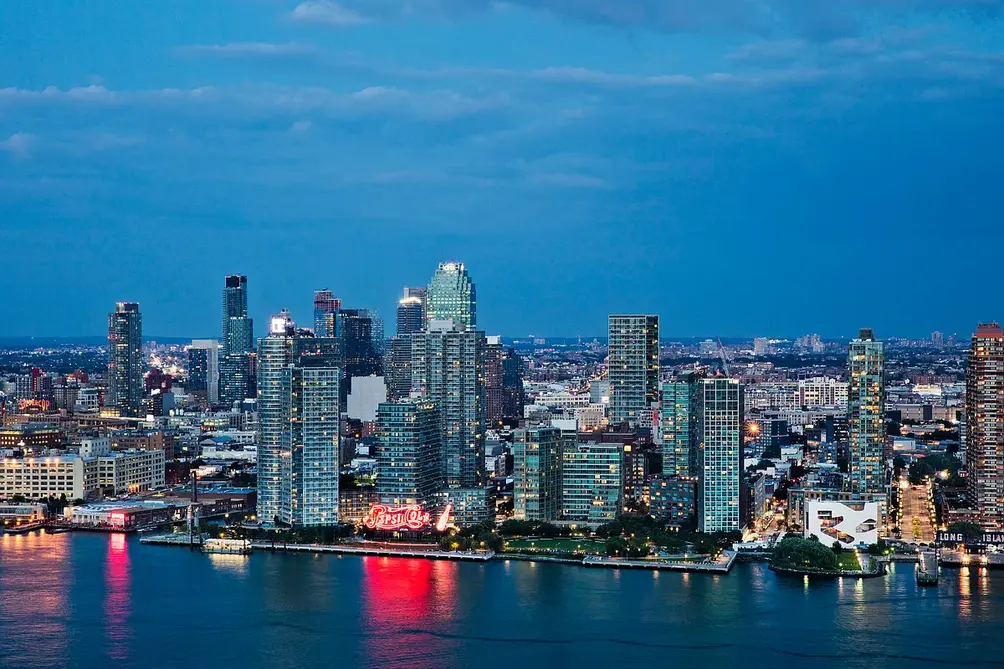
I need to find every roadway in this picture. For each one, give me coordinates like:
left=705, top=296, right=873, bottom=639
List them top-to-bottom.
left=899, top=476, right=936, bottom=544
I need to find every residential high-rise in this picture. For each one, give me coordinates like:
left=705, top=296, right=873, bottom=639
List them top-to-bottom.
left=427, top=262, right=476, bottom=329
left=313, top=289, right=341, bottom=338
left=107, top=302, right=144, bottom=417
left=338, top=309, right=382, bottom=380
left=257, top=310, right=342, bottom=527
left=257, top=311, right=298, bottom=526
left=607, top=315, right=659, bottom=427
left=411, top=320, right=486, bottom=488
left=966, top=323, right=1004, bottom=528
left=847, top=328, right=886, bottom=495
left=485, top=336, right=504, bottom=425
left=387, top=337, right=414, bottom=400
left=188, top=339, right=220, bottom=405
left=501, top=346, right=526, bottom=422
left=287, top=357, right=341, bottom=527
left=660, top=376, right=698, bottom=477
left=697, top=377, right=743, bottom=533
left=375, top=399, right=441, bottom=506
left=513, top=426, right=562, bottom=521
left=561, top=442, right=622, bottom=523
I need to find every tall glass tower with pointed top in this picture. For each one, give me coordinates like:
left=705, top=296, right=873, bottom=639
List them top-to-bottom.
left=427, top=262, right=476, bottom=329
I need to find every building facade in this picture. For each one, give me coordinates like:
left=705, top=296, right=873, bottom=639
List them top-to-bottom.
left=220, top=275, right=255, bottom=406
left=313, top=289, right=340, bottom=338
left=107, top=302, right=144, bottom=417
left=608, top=315, right=659, bottom=427
left=411, top=320, right=486, bottom=489
left=966, top=323, right=1004, bottom=528
left=847, top=329, right=886, bottom=495
left=188, top=339, right=220, bottom=405
left=287, top=360, right=342, bottom=527
left=660, top=376, right=698, bottom=476
left=697, top=378, right=743, bottom=532
left=375, top=399, right=441, bottom=506
left=512, top=426, right=561, bottom=521
left=561, top=442, right=622, bottom=524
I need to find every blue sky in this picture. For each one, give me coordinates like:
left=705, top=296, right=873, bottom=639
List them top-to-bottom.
left=1, top=0, right=1002, bottom=339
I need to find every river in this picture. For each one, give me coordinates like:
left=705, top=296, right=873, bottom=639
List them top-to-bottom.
left=1, top=531, right=1002, bottom=668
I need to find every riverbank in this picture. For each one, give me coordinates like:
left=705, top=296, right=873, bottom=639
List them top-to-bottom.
left=139, top=532, right=738, bottom=572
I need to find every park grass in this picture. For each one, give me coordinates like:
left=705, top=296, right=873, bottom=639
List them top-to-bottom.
left=503, top=538, right=606, bottom=554
left=835, top=551, right=861, bottom=571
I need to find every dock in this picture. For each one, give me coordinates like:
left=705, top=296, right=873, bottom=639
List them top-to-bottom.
left=582, top=550, right=737, bottom=573
left=917, top=550, right=939, bottom=586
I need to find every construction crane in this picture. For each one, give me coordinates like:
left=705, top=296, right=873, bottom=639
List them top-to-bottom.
left=716, top=335, right=731, bottom=377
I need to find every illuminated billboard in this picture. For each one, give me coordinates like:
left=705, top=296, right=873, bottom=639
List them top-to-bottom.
left=362, top=504, right=453, bottom=532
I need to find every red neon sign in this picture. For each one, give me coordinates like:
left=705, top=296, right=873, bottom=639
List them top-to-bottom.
left=363, top=504, right=431, bottom=531
left=435, top=504, right=452, bottom=533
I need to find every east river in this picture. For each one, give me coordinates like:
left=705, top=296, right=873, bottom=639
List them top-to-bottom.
left=2, top=531, right=1003, bottom=668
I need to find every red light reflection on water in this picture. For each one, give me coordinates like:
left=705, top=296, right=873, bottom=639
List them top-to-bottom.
left=0, top=531, right=70, bottom=667
left=105, top=533, right=132, bottom=662
left=361, top=557, right=460, bottom=668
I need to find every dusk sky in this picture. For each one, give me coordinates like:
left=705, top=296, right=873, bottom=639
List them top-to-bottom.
left=1, top=1, right=1002, bottom=339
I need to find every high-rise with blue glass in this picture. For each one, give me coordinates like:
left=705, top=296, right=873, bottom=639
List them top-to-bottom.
left=427, top=262, right=476, bottom=329
left=220, top=275, right=254, bottom=407
left=696, top=377, right=743, bottom=532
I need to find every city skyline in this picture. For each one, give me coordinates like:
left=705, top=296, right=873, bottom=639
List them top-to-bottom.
left=2, top=3, right=1003, bottom=338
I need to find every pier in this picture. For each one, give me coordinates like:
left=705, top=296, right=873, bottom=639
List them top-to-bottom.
left=917, top=550, right=939, bottom=585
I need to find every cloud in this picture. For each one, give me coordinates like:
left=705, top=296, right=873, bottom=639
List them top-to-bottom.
left=305, top=0, right=1001, bottom=38
left=290, top=1, right=372, bottom=26
left=178, top=43, right=319, bottom=58
left=0, top=84, right=510, bottom=122
left=288, top=120, right=313, bottom=134
left=0, top=133, right=32, bottom=159
left=527, top=172, right=609, bottom=189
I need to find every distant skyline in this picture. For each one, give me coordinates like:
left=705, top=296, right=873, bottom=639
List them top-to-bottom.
left=2, top=2, right=1002, bottom=338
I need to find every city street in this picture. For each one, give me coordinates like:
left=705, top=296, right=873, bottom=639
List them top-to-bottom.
left=900, top=477, right=937, bottom=544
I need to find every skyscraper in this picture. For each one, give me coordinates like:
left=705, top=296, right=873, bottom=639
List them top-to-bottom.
left=427, top=262, right=476, bottom=329
left=220, top=275, right=254, bottom=407
left=222, top=275, right=249, bottom=347
left=397, top=287, right=426, bottom=336
left=313, top=289, right=341, bottom=338
left=107, top=302, right=144, bottom=417
left=337, top=309, right=382, bottom=380
left=257, top=310, right=342, bottom=527
left=257, top=311, right=298, bottom=526
left=607, top=315, right=659, bottom=427
left=411, top=320, right=486, bottom=488
left=966, top=323, right=1004, bottom=528
left=847, top=328, right=886, bottom=495
left=485, top=336, right=504, bottom=425
left=188, top=339, right=220, bottom=405
left=501, top=346, right=526, bottom=422
left=288, top=357, right=341, bottom=527
left=660, top=375, right=699, bottom=477
left=697, top=377, right=743, bottom=533
left=375, top=399, right=441, bottom=506
left=513, top=426, right=562, bottom=521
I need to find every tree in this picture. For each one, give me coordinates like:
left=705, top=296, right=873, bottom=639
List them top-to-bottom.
left=948, top=521, right=983, bottom=539
left=772, top=537, right=838, bottom=571
left=831, top=542, right=843, bottom=554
